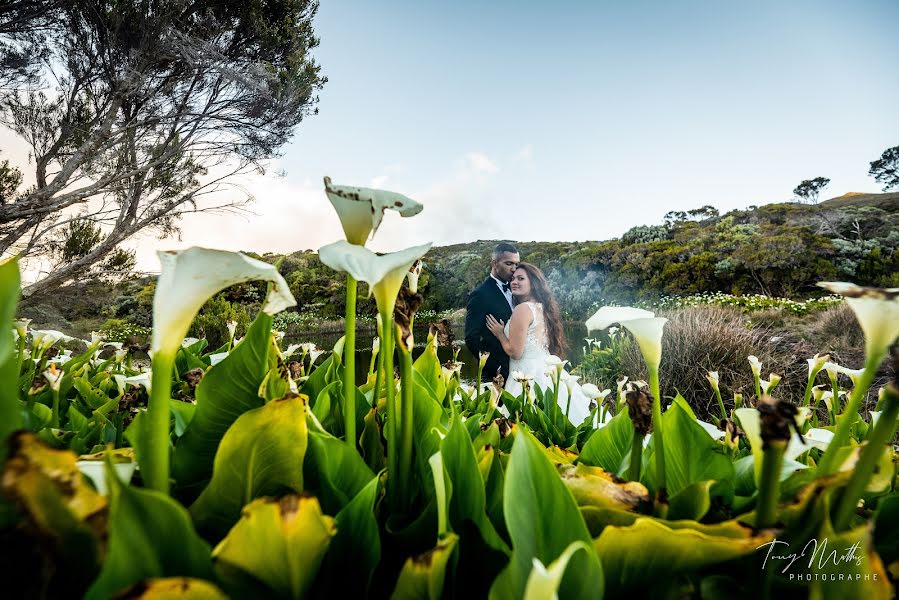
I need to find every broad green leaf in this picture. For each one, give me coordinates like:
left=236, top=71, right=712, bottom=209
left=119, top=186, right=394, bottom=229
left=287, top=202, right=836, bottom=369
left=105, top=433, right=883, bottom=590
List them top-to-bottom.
left=0, top=257, right=21, bottom=456
left=172, top=311, right=274, bottom=487
left=413, top=336, right=446, bottom=403
left=259, top=362, right=291, bottom=403
left=412, top=379, right=448, bottom=498
left=190, top=394, right=308, bottom=538
left=171, top=400, right=196, bottom=437
left=646, top=401, right=734, bottom=498
left=360, top=407, right=386, bottom=472
left=577, top=408, right=635, bottom=475
left=304, top=430, right=375, bottom=515
left=489, top=430, right=603, bottom=600
left=1, top=432, right=105, bottom=595
left=86, top=460, right=214, bottom=600
left=558, top=463, right=650, bottom=514
left=315, top=477, right=382, bottom=597
left=666, top=480, right=714, bottom=521
left=873, top=494, right=899, bottom=568
left=213, top=495, right=336, bottom=600
left=807, top=514, right=891, bottom=600
left=594, top=517, right=775, bottom=595
left=391, top=533, right=459, bottom=600
left=522, top=541, right=593, bottom=600
left=109, top=578, right=228, bottom=599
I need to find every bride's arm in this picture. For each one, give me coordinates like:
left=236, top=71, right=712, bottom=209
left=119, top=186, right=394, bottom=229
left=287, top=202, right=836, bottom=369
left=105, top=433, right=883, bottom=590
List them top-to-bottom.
left=485, top=304, right=532, bottom=360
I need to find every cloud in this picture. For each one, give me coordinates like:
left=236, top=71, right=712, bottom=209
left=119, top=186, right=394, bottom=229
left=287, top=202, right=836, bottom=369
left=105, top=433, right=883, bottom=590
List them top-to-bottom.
left=513, top=144, right=534, bottom=167
left=464, top=152, right=499, bottom=175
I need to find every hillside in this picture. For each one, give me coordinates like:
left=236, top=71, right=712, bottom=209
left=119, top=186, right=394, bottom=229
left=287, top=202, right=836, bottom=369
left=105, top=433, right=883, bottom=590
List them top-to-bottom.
left=20, top=192, right=899, bottom=334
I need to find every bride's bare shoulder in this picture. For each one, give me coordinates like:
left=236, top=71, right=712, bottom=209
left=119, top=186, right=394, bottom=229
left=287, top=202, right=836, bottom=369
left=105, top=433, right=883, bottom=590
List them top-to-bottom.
left=511, top=303, right=534, bottom=319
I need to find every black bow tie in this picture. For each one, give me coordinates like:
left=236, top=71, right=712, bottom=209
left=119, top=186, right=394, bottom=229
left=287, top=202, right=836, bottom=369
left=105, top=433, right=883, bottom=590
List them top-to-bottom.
left=501, top=283, right=510, bottom=292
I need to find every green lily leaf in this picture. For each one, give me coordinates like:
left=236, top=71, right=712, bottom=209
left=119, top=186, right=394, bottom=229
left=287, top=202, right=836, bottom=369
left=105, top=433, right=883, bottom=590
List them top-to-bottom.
left=0, top=257, right=21, bottom=456
left=172, top=311, right=275, bottom=487
left=413, top=335, right=446, bottom=404
left=259, top=361, right=291, bottom=403
left=412, top=378, right=449, bottom=498
left=190, top=394, right=308, bottom=538
left=645, top=400, right=734, bottom=498
left=360, top=407, right=386, bottom=473
left=577, top=408, right=635, bottom=475
left=304, top=430, right=375, bottom=515
left=489, top=430, right=604, bottom=600
left=1, top=432, right=105, bottom=596
left=86, top=460, right=214, bottom=600
left=558, top=462, right=651, bottom=514
left=315, top=477, right=382, bottom=598
left=666, top=480, right=715, bottom=521
left=874, top=494, right=899, bottom=573
left=213, top=495, right=336, bottom=600
left=807, top=515, right=891, bottom=600
left=594, top=517, right=775, bottom=595
left=391, top=533, right=459, bottom=600
left=523, top=541, right=594, bottom=600
left=110, top=578, right=228, bottom=599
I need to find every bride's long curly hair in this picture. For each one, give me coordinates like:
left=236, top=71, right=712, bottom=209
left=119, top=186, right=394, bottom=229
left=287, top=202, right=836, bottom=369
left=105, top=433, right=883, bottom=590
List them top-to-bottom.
left=513, top=262, right=568, bottom=357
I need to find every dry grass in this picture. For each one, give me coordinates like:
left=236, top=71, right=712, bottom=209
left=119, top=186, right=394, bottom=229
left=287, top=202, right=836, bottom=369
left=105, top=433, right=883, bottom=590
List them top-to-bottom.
left=621, top=306, right=805, bottom=419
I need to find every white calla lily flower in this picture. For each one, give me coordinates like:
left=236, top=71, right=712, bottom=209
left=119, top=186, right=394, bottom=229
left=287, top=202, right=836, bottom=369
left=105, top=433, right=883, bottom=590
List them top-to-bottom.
left=323, top=176, right=424, bottom=245
left=318, top=240, right=433, bottom=317
left=152, top=248, right=295, bottom=358
left=406, top=259, right=423, bottom=294
left=817, top=282, right=899, bottom=358
left=585, top=306, right=655, bottom=332
left=14, top=318, right=31, bottom=339
left=226, top=320, right=238, bottom=340
left=32, top=329, right=75, bottom=350
left=181, top=337, right=200, bottom=348
left=282, top=344, right=302, bottom=359
left=209, top=352, right=230, bottom=366
left=807, top=353, right=830, bottom=377
left=747, top=355, right=762, bottom=377
left=835, top=364, right=865, bottom=388
left=42, top=365, right=63, bottom=392
left=125, top=371, right=152, bottom=392
left=706, top=371, right=720, bottom=391
left=760, top=374, right=782, bottom=395
left=580, top=383, right=605, bottom=399
left=697, top=419, right=726, bottom=440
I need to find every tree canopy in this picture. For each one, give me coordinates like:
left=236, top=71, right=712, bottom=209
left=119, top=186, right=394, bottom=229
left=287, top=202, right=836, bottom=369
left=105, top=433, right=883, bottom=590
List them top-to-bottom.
left=0, top=0, right=326, bottom=297
left=869, top=145, right=899, bottom=192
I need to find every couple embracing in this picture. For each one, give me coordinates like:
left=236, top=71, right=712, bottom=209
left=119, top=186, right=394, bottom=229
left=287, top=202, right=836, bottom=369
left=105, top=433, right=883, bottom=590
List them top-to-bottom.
left=464, top=243, right=592, bottom=425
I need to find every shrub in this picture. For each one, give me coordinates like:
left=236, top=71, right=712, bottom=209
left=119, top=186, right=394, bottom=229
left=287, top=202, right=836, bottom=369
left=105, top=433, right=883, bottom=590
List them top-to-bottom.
left=617, top=306, right=788, bottom=419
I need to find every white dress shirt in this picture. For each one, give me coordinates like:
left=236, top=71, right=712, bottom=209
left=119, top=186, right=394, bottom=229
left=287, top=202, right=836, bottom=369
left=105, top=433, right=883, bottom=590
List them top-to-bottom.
left=490, top=274, right=514, bottom=309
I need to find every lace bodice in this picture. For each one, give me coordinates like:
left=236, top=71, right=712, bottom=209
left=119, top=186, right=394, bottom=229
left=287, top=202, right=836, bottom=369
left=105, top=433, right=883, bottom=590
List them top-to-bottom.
left=504, top=301, right=548, bottom=360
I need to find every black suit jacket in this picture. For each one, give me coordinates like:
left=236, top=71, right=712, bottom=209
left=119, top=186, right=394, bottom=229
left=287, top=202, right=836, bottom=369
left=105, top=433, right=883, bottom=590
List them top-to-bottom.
left=465, top=276, right=514, bottom=381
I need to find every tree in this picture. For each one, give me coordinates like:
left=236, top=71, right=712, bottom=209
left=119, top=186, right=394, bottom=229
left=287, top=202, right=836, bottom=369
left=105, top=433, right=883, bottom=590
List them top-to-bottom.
left=0, top=0, right=326, bottom=298
left=869, top=146, right=899, bottom=192
left=793, top=177, right=830, bottom=204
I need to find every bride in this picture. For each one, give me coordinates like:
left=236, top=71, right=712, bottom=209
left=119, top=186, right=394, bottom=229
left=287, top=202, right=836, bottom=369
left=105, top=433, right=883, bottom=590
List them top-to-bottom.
left=485, top=262, right=592, bottom=425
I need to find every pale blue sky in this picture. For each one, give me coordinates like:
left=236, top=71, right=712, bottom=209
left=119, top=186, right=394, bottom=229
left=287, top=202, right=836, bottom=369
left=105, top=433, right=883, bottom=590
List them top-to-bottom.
left=6, top=0, right=899, bottom=271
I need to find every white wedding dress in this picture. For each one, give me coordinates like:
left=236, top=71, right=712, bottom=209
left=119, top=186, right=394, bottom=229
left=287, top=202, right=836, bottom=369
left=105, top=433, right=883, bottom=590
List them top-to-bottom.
left=502, top=302, right=592, bottom=426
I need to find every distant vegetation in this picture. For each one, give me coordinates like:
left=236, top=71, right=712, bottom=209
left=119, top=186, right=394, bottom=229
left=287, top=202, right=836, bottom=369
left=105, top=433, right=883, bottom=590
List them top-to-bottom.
left=20, top=191, right=899, bottom=340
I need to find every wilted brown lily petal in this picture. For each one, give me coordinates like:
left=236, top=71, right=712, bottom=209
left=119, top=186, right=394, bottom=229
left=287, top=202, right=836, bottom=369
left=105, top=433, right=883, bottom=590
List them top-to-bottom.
left=394, top=287, right=424, bottom=351
left=625, top=388, right=653, bottom=436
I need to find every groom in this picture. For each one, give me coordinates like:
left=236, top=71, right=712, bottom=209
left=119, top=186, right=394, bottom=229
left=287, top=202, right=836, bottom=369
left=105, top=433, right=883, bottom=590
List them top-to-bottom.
left=464, top=242, right=520, bottom=382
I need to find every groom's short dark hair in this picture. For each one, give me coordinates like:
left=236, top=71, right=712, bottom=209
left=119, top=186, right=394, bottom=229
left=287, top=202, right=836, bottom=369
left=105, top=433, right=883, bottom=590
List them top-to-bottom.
left=492, top=242, right=519, bottom=259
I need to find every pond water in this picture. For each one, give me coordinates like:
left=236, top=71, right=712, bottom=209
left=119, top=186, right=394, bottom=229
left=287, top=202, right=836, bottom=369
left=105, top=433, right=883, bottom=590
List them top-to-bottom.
left=288, top=323, right=591, bottom=386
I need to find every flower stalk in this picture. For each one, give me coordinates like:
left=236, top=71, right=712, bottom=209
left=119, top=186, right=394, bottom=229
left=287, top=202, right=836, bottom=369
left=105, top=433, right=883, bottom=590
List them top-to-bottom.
left=344, top=274, right=358, bottom=449
left=397, top=328, right=415, bottom=512
left=832, top=380, right=899, bottom=531
left=756, top=440, right=786, bottom=528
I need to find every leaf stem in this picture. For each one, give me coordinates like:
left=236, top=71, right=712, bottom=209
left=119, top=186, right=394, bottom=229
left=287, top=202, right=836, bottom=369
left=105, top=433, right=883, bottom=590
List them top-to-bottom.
left=381, top=313, right=398, bottom=509
left=398, top=336, right=415, bottom=512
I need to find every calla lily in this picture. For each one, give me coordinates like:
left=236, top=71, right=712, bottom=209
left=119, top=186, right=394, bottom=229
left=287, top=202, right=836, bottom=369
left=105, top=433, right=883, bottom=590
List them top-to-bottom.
left=323, top=176, right=424, bottom=245
left=318, top=240, right=433, bottom=317
left=142, top=247, right=295, bottom=493
left=153, top=248, right=295, bottom=358
left=406, top=259, right=423, bottom=294
left=817, top=282, right=899, bottom=358
left=585, top=306, right=655, bottom=332
left=13, top=318, right=30, bottom=338
left=608, top=326, right=620, bottom=337
left=32, top=329, right=75, bottom=351
left=181, top=337, right=200, bottom=348
left=372, top=337, right=381, bottom=353
left=282, top=344, right=301, bottom=359
left=209, top=352, right=229, bottom=366
left=807, top=353, right=830, bottom=377
left=747, top=355, right=762, bottom=377
left=441, top=361, right=463, bottom=382
left=834, top=364, right=865, bottom=388
left=43, top=365, right=63, bottom=392
left=512, top=370, right=533, bottom=383
left=125, top=371, right=152, bottom=392
left=706, top=371, right=720, bottom=392
left=563, top=373, right=582, bottom=396
left=760, top=374, right=782, bottom=395
left=580, top=383, right=604, bottom=399
left=697, top=419, right=726, bottom=440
